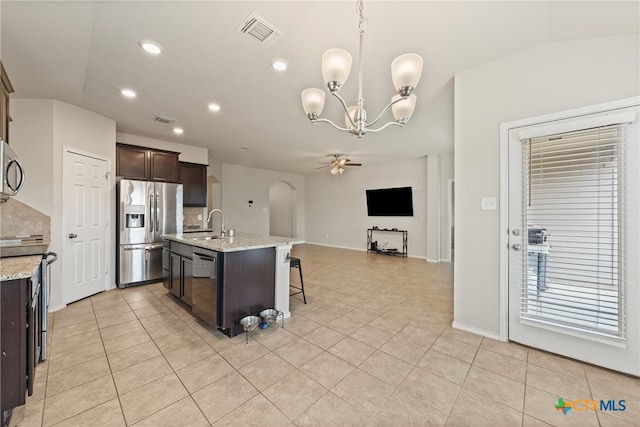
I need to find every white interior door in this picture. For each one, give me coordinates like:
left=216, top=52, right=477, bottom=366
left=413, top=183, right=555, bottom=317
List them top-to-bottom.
left=507, top=103, right=639, bottom=376
left=64, top=150, right=109, bottom=303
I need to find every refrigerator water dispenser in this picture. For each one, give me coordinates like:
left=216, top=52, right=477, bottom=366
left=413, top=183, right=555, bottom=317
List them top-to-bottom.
left=125, top=205, right=145, bottom=228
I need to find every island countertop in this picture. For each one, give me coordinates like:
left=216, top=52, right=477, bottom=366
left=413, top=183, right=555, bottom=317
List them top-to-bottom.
left=162, top=232, right=304, bottom=252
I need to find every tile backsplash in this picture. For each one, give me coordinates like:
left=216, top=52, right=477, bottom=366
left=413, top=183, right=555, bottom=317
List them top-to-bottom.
left=0, top=198, right=51, bottom=241
left=183, top=206, right=207, bottom=230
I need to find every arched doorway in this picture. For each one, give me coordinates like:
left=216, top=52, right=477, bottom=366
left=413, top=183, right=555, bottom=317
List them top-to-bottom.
left=269, top=181, right=296, bottom=237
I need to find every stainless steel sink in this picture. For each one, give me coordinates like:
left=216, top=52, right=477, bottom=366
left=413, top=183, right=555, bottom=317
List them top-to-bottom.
left=188, top=235, right=219, bottom=241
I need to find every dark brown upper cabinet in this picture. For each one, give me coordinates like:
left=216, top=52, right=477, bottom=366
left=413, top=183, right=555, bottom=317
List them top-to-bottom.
left=1, top=62, right=15, bottom=143
left=116, top=143, right=179, bottom=182
left=179, top=161, right=207, bottom=207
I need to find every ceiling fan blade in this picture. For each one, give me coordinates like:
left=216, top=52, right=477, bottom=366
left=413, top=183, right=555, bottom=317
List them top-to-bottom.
left=345, top=163, right=362, bottom=166
left=315, top=165, right=330, bottom=169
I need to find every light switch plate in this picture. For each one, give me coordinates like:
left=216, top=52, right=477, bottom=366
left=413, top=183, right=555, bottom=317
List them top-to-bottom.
left=481, top=197, right=497, bottom=210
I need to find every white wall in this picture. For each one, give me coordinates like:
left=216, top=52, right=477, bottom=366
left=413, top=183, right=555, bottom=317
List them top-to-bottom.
left=454, top=34, right=639, bottom=338
left=11, top=99, right=116, bottom=311
left=11, top=99, right=54, bottom=215
left=116, top=132, right=208, bottom=165
left=426, top=155, right=441, bottom=261
left=305, top=157, right=427, bottom=257
left=222, top=163, right=305, bottom=237
left=269, top=181, right=295, bottom=237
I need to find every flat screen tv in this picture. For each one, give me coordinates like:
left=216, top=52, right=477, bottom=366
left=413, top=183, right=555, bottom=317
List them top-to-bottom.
left=366, top=186, right=413, bottom=216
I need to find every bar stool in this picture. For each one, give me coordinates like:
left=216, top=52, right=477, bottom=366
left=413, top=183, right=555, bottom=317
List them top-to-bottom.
left=289, top=257, right=307, bottom=304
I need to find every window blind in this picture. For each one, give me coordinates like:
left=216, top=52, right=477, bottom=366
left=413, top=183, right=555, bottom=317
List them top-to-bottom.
left=520, top=124, right=625, bottom=338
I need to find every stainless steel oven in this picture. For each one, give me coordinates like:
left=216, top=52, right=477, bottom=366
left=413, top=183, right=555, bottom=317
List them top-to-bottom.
left=0, top=139, right=25, bottom=202
left=40, top=252, right=57, bottom=361
left=26, top=262, right=41, bottom=396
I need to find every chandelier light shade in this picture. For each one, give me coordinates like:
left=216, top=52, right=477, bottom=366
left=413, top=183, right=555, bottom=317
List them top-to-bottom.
left=301, top=0, right=423, bottom=138
left=322, top=48, right=353, bottom=89
left=391, top=54, right=424, bottom=95
left=301, top=88, right=326, bottom=117
left=391, top=94, right=417, bottom=123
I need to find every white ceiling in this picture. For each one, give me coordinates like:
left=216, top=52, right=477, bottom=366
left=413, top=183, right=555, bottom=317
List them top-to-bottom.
left=1, top=1, right=637, bottom=175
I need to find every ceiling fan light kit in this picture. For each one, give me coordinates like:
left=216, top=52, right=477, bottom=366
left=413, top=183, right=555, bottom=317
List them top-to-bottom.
left=301, top=0, right=423, bottom=138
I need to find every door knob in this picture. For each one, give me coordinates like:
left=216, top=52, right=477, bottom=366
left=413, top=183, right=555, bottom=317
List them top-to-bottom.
left=68, top=233, right=78, bottom=239
left=512, top=243, right=521, bottom=251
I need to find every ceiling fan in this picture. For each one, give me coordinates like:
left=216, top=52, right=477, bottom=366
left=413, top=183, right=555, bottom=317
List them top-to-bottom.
left=316, top=154, right=362, bottom=175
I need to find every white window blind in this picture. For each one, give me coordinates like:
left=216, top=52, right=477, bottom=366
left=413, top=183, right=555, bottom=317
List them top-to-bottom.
left=520, top=124, right=626, bottom=338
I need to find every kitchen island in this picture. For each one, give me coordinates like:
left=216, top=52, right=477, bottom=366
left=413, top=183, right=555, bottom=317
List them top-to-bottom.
left=162, top=232, right=303, bottom=337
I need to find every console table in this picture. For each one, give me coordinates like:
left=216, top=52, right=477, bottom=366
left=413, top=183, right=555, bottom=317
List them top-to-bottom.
left=366, top=228, right=408, bottom=257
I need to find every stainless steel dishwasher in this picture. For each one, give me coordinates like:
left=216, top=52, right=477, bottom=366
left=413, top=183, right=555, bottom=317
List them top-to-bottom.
left=191, top=248, right=219, bottom=327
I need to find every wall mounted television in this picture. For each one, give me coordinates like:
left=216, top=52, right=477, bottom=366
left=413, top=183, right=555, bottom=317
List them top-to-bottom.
left=366, top=186, right=414, bottom=216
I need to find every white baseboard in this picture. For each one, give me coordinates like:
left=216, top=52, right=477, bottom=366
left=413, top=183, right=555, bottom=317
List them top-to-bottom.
left=303, top=241, right=365, bottom=252
left=304, top=241, right=425, bottom=259
left=426, top=258, right=439, bottom=263
left=49, top=303, right=66, bottom=313
left=452, top=321, right=504, bottom=341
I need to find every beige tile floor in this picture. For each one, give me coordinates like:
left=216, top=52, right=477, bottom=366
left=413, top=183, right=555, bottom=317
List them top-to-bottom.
left=9, top=244, right=639, bottom=426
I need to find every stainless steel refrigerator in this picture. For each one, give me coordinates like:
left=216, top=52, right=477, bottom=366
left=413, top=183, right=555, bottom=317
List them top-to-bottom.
left=117, top=179, right=183, bottom=287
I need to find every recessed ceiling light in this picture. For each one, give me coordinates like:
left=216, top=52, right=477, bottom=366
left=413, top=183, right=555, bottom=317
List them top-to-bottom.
left=139, top=40, right=162, bottom=55
left=272, top=59, right=287, bottom=71
left=121, top=89, right=137, bottom=98
left=208, top=103, right=221, bottom=112
left=173, top=127, right=184, bottom=135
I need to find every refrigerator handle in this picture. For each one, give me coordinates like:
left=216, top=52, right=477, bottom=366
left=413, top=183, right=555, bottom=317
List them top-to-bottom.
left=155, top=191, right=160, bottom=233
left=149, top=192, right=154, bottom=233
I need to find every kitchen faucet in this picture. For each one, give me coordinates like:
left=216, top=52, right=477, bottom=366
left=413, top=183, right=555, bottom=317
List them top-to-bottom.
left=206, top=209, right=227, bottom=236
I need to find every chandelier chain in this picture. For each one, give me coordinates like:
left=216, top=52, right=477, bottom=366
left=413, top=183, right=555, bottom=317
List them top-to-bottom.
left=357, top=0, right=367, bottom=33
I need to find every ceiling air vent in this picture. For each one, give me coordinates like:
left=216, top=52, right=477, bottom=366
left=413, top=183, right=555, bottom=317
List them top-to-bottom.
left=236, top=12, right=283, bottom=48
left=153, top=115, right=177, bottom=125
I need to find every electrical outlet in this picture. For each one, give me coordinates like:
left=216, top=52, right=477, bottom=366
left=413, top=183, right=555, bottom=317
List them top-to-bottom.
left=481, top=197, right=497, bottom=210
left=197, top=214, right=202, bottom=220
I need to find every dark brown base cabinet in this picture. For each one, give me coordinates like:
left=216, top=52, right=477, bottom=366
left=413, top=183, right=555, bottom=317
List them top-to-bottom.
left=163, top=241, right=275, bottom=338
left=166, top=242, right=193, bottom=306
left=1, top=280, right=27, bottom=419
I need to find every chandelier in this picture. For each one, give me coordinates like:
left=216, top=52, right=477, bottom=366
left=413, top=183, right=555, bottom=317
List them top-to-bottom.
left=301, top=0, right=423, bottom=138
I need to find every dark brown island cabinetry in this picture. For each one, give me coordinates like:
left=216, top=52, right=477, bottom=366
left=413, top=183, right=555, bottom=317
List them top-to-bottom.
left=1, top=62, right=15, bottom=143
left=116, top=143, right=179, bottom=182
left=179, top=162, right=207, bottom=207
left=163, top=240, right=275, bottom=337
left=165, top=241, right=193, bottom=306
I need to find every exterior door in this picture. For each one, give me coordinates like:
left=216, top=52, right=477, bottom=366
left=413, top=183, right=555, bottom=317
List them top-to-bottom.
left=507, top=102, right=639, bottom=376
left=64, top=150, right=109, bottom=303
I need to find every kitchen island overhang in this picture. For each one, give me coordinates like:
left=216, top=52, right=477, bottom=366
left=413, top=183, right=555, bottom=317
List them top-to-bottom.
left=162, top=232, right=304, bottom=337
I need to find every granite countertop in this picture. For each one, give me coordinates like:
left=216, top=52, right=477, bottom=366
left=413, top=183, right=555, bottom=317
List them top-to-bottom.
left=163, top=232, right=304, bottom=253
left=0, top=255, right=42, bottom=281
